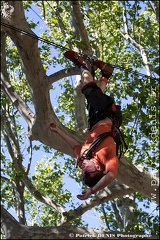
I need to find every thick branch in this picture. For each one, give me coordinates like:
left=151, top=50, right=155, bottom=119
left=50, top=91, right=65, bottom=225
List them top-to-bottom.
left=70, top=1, right=93, bottom=55
left=1, top=2, right=50, bottom=123
left=1, top=31, right=35, bottom=130
left=48, top=67, right=80, bottom=86
left=74, top=75, right=88, bottom=131
left=1, top=81, right=35, bottom=130
left=117, top=158, right=159, bottom=204
left=61, top=161, right=159, bottom=224
left=61, top=180, right=135, bottom=225
left=1, top=206, right=158, bottom=239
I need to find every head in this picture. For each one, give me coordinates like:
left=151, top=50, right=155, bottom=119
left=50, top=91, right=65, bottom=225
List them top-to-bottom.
left=81, top=159, right=105, bottom=187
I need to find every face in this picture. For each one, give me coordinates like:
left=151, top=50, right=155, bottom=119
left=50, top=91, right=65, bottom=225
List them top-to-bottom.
left=81, top=159, right=97, bottom=173
left=81, top=160, right=96, bottom=180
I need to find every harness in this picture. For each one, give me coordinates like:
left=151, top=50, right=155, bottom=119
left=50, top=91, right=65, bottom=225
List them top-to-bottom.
left=76, top=55, right=128, bottom=167
left=76, top=125, right=128, bottom=168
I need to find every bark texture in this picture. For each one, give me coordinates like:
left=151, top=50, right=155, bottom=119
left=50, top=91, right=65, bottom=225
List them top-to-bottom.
left=1, top=1, right=159, bottom=239
left=1, top=206, right=158, bottom=239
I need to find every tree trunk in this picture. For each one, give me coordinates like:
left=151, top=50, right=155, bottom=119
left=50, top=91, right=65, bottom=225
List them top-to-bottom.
left=1, top=0, right=159, bottom=206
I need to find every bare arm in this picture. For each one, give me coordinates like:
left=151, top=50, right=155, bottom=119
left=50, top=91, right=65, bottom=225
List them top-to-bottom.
left=50, top=123, right=80, bottom=150
left=77, top=171, right=115, bottom=200
left=91, top=171, right=115, bottom=193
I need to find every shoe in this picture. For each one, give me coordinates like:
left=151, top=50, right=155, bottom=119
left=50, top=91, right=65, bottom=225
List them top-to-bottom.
left=64, top=50, right=86, bottom=67
left=94, top=60, right=114, bottom=78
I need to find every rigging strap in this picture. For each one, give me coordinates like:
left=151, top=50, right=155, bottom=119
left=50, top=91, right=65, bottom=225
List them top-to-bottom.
left=76, top=126, right=128, bottom=168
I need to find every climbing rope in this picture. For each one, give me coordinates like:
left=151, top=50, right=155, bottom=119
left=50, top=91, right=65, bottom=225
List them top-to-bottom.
left=1, top=21, right=158, bottom=81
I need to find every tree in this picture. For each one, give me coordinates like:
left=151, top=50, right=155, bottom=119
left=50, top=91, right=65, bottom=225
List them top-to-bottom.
left=1, top=1, right=159, bottom=239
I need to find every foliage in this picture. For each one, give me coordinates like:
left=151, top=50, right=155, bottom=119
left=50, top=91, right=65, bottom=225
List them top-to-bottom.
left=1, top=0, right=159, bottom=236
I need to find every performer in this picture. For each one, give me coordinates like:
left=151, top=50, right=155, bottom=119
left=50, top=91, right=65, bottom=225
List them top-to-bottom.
left=50, top=50, right=118, bottom=200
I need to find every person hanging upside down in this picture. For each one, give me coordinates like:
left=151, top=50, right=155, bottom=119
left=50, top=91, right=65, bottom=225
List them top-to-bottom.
left=50, top=50, right=119, bottom=200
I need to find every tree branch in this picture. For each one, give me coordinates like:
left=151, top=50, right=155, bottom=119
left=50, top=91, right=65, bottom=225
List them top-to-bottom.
left=55, top=1, right=67, bottom=39
left=70, top=1, right=93, bottom=55
left=1, top=2, right=51, bottom=123
left=121, top=2, right=151, bottom=77
left=1, top=31, right=35, bottom=130
left=48, top=67, right=80, bottom=86
left=74, top=75, right=88, bottom=132
left=26, top=139, right=33, bottom=175
left=117, top=158, right=159, bottom=204
left=15, top=159, right=66, bottom=216
left=61, top=162, right=159, bottom=224
left=60, top=180, right=135, bottom=225
left=117, top=194, right=135, bottom=228
left=111, top=200, right=124, bottom=230
left=101, top=203, right=111, bottom=230
left=3, top=206, right=158, bottom=239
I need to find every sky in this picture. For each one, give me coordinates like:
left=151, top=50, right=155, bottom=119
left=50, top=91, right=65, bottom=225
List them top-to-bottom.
left=4, top=1, right=158, bottom=231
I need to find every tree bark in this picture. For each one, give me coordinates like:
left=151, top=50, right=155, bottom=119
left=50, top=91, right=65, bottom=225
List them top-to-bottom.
left=1, top=0, right=159, bottom=206
left=1, top=1, right=159, bottom=238
left=1, top=206, right=158, bottom=239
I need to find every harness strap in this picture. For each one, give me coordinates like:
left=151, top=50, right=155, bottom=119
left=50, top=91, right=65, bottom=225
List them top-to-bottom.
left=76, top=125, right=128, bottom=167
left=77, top=128, right=128, bottom=167
left=118, top=128, right=128, bottom=150
left=76, top=132, right=112, bottom=168
left=85, top=132, right=113, bottom=159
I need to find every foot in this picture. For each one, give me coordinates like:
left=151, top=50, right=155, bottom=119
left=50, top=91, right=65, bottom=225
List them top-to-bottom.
left=64, top=50, right=86, bottom=67
left=94, top=60, right=114, bottom=78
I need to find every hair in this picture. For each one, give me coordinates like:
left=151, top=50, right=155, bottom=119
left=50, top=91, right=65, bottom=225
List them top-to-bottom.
left=83, top=170, right=105, bottom=187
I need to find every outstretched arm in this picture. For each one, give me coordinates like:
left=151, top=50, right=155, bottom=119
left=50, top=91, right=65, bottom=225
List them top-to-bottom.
left=50, top=123, right=80, bottom=150
left=77, top=171, right=115, bottom=200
